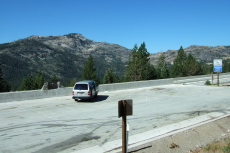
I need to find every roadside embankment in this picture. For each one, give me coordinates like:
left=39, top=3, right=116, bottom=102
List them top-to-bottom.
left=74, top=112, right=230, bottom=153
left=126, top=113, right=230, bottom=153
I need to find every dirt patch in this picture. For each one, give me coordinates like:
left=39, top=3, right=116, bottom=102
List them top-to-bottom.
left=127, top=116, right=230, bottom=153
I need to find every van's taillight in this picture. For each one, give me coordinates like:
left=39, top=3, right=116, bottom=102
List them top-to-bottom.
left=72, top=91, right=74, bottom=95
left=88, top=91, right=91, bottom=95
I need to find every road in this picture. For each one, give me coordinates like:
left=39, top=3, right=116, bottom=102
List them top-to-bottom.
left=0, top=84, right=230, bottom=153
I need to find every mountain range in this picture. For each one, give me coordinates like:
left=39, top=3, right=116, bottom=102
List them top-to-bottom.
left=0, top=33, right=229, bottom=88
left=150, top=45, right=230, bottom=65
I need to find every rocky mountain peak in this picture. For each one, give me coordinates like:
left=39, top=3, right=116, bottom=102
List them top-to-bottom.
left=65, top=33, right=84, bottom=39
left=27, top=35, right=43, bottom=40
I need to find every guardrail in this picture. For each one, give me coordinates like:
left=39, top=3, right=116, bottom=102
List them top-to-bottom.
left=0, top=73, right=229, bottom=103
left=174, top=73, right=230, bottom=85
left=99, top=78, right=173, bottom=92
left=0, top=88, right=73, bottom=103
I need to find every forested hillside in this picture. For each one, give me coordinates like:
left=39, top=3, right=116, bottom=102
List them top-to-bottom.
left=0, top=33, right=230, bottom=91
left=0, top=33, right=131, bottom=90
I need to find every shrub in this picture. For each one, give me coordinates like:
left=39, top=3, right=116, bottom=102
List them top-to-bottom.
left=205, top=80, right=212, bottom=85
left=222, top=145, right=230, bottom=153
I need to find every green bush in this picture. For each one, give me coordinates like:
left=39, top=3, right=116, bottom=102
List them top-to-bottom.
left=205, top=80, right=212, bottom=85
left=222, top=145, right=230, bottom=153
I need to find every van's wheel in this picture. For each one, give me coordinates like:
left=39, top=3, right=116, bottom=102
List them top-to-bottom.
left=90, top=89, right=93, bottom=101
left=95, top=93, right=98, bottom=98
left=75, top=99, right=78, bottom=102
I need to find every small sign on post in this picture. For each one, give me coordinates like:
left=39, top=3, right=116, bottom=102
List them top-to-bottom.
left=213, top=59, right=222, bottom=86
left=213, top=59, right=222, bottom=73
left=118, top=99, right=133, bottom=153
left=118, top=99, right=133, bottom=118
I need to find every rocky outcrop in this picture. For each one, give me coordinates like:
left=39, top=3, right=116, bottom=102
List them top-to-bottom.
left=149, top=45, right=230, bottom=65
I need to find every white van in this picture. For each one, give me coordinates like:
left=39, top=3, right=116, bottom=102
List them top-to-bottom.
left=72, top=80, right=99, bottom=101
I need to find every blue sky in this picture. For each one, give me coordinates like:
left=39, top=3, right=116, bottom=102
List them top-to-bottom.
left=0, top=0, right=229, bottom=53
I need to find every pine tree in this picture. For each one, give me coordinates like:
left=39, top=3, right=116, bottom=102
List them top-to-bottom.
left=126, top=42, right=150, bottom=81
left=138, top=42, right=150, bottom=80
left=125, top=44, right=139, bottom=81
left=170, top=46, right=187, bottom=77
left=156, top=53, right=169, bottom=79
left=184, top=54, right=202, bottom=76
left=82, top=55, right=98, bottom=81
left=223, top=59, right=230, bottom=73
left=0, top=63, right=11, bottom=92
left=0, top=63, right=4, bottom=91
left=145, top=63, right=157, bottom=80
left=160, top=63, right=170, bottom=78
left=201, top=63, right=213, bottom=75
left=155, top=67, right=161, bottom=79
left=103, top=68, right=116, bottom=84
left=34, top=71, right=45, bottom=89
left=51, top=74, right=58, bottom=83
left=19, top=75, right=34, bottom=91
left=19, top=78, right=27, bottom=91
left=69, top=78, right=77, bottom=87
left=2, top=80, right=11, bottom=92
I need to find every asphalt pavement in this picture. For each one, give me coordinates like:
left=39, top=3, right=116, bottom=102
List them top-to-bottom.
left=0, top=84, right=230, bottom=153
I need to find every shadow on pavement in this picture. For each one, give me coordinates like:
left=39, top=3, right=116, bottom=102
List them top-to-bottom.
left=77, top=95, right=109, bottom=103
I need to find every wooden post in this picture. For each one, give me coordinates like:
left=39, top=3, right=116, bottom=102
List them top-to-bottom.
left=211, top=72, right=213, bottom=84
left=217, top=72, right=220, bottom=86
left=118, top=99, right=133, bottom=153
left=122, top=100, right=127, bottom=153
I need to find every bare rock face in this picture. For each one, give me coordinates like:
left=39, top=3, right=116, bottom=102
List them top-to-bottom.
left=26, top=33, right=131, bottom=63
left=39, top=33, right=95, bottom=53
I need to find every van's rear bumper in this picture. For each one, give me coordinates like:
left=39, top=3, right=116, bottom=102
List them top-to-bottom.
left=72, top=95, right=91, bottom=100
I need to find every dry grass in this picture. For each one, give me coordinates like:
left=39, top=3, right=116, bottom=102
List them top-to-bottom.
left=190, top=138, right=230, bottom=153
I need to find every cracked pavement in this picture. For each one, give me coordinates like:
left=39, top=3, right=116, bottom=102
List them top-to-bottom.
left=0, top=84, right=230, bottom=153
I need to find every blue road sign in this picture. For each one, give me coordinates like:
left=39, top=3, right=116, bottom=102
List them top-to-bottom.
left=213, top=59, right=222, bottom=73
left=214, top=66, right=222, bottom=73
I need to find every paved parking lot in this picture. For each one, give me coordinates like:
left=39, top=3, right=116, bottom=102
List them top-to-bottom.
left=1, top=84, right=230, bottom=153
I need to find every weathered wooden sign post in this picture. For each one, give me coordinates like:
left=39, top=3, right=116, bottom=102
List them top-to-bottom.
left=118, top=99, right=133, bottom=153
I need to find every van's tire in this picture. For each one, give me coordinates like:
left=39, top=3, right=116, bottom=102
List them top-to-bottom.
left=89, top=89, right=93, bottom=101
left=95, top=93, right=98, bottom=98
left=75, top=99, right=78, bottom=102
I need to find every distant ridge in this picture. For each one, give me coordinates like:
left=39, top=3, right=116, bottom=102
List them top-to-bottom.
left=0, top=33, right=229, bottom=88
left=0, top=33, right=131, bottom=88
left=150, top=45, right=230, bottom=65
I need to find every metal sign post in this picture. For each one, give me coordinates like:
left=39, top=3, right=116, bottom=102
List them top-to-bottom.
left=118, top=99, right=133, bottom=153
left=126, top=123, right=129, bottom=153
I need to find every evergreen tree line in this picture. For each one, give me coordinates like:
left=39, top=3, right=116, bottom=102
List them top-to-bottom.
left=1, top=43, right=230, bottom=92
left=81, top=43, right=230, bottom=84
left=0, top=63, right=11, bottom=92
left=18, top=71, right=45, bottom=91
left=18, top=73, right=59, bottom=91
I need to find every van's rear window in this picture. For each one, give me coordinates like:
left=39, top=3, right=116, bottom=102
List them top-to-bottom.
left=74, top=84, right=88, bottom=90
